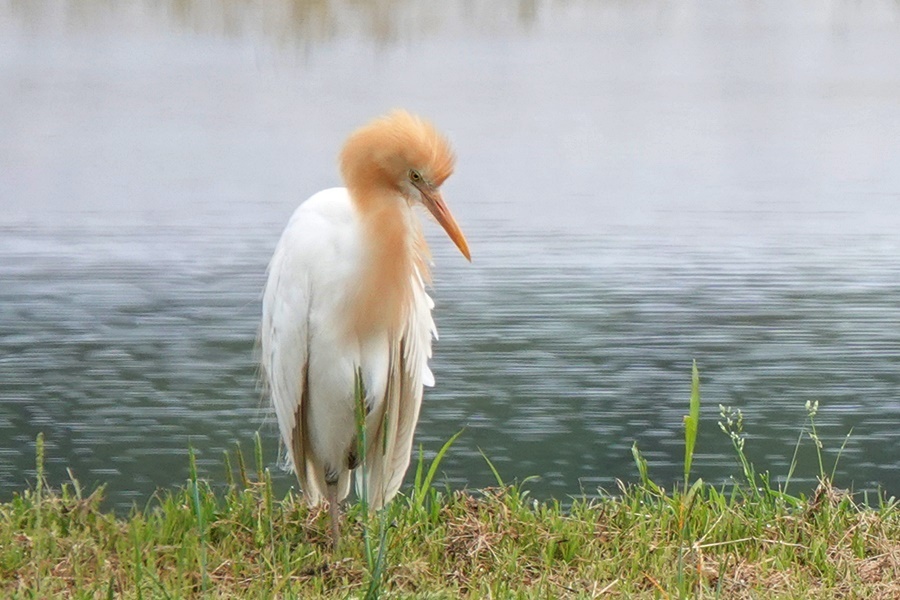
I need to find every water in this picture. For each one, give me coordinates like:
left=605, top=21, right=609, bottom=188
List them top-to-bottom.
left=2, top=0, right=899, bottom=510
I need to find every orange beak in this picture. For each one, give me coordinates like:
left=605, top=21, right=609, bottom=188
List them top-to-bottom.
left=422, top=189, right=471, bottom=261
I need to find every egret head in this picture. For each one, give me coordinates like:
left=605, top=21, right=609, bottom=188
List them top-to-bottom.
left=340, top=110, right=470, bottom=261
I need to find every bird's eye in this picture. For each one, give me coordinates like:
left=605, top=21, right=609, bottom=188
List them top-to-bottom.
left=409, top=170, right=421, bottom=182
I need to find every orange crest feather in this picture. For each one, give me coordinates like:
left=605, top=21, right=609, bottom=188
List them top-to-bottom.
left=340, top=110, right=455, bottom=192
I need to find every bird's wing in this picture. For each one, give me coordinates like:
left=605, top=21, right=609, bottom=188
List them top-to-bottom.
left=261, top=188, right=358, bottom=504
left=261, top=223, right=318, bottom=501
left=364, top=268, right=437, bottom=507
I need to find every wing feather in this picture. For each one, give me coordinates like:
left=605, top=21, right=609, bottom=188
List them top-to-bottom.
left=263, top=187, right=442, bottom=510
left=261, top=188, right=358, bottom=505
left=261, top=230, right=323, bottom=502
left=363, top=268, right=437, bottom=507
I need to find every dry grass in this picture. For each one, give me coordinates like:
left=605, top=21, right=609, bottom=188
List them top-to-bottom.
left=3, top=375, right=897, bottom=598
left=2, top=467, right=898, bottom=599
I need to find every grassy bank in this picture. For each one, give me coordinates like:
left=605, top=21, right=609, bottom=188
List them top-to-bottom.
left=2, top=367, right=899, bottom=598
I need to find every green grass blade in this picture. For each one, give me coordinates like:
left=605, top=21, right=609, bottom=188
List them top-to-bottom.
left=683, top=359, right=701, bottom=485
left=831, top=428, right=853, bottom=482
left=412, top=429, right=463, bottom=512
left=783, top=429, right=804, bottom=496
left=254, top=431, right=265, bottom=483
left=235, top=441, right=249, bottom=488
left=632, top=442, right=663, bottom=496
left=413, top=444, right=425, bottom=493
left=188, top=446, right=209, bottom=592
left=479, top=447, right=505, bottom=487
left=223, top=449, right=234, bottom=488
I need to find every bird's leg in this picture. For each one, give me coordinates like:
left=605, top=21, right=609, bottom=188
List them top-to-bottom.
left=324, top=466, right=342, bottom=550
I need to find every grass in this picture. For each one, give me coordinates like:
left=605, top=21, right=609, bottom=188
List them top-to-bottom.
left=2, top=367, right=899, bottom=598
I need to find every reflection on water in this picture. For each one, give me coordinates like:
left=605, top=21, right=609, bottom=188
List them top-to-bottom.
left=2, top=0, right=900, bottom=510
left=4, top=0, right=544, bottom=46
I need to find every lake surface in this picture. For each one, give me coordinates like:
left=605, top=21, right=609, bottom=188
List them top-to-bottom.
left=2, top=0, right=899, bottom=510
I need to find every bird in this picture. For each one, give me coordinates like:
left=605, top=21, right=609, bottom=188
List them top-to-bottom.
left=260, top=110, right=470, bottom=546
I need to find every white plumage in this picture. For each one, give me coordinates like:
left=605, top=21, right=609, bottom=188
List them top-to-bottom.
left=259, top=112, right=469, bottom=545
left=261, top=187, right=436, bottom=508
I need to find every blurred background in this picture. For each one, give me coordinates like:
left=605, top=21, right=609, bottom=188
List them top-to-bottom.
left=1, top=0, right=899, bottom=511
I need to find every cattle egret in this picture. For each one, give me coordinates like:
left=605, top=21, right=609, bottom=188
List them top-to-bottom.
left=260, top=111, right=470, bottom=546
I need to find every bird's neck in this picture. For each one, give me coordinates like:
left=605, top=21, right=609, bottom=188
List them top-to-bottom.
left=349, top=188, right=430, bottom=338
